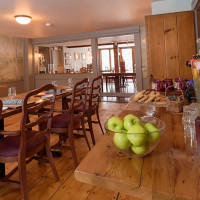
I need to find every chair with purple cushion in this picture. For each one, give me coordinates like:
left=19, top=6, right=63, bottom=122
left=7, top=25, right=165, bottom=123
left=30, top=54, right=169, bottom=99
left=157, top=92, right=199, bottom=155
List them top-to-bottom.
left=74, top=75, right=104, bottom=146
left=51, top=78, right=91, bottom=167
left=0, top=84, right=59, bottom=200
left=0, top=99, right=2, bottom=114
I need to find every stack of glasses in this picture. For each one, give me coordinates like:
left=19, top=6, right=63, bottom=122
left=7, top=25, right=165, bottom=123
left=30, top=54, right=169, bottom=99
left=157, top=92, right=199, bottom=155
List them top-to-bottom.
left=182, top=103, right=199, bottom=155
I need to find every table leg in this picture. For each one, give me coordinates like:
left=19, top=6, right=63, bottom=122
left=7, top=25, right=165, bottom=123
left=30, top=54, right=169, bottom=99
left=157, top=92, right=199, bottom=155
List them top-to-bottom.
left=114, top=76, right=120, bottom=92
left=49, top=97, right=70, bottom=157
left=62, top=97, right=70, bottom=110
left=0, top=119, right=5, bottom=178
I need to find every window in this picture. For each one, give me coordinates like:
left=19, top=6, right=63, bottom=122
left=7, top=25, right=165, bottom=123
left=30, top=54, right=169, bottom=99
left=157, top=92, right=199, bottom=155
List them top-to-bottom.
left=99, top=43, right=135, bottom=73
left=99, top=47, right=115, bottom=72
left=121, top=48, right=133, bottom=72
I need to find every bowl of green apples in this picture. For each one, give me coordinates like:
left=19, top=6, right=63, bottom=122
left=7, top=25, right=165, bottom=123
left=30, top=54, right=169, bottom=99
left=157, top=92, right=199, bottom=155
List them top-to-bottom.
left=105, top=114, right=166, bottom=157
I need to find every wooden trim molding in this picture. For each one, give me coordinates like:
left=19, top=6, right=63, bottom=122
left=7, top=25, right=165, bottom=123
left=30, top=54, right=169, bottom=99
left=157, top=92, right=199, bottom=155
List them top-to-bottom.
left=192, top=0, right=199, bottom=10
left=32, top=26, right=140, bottom=45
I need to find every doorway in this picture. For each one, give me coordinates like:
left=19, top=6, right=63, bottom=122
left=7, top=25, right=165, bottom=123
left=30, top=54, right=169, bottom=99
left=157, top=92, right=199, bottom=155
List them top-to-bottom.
left=98, top=35, right=137, bottom=102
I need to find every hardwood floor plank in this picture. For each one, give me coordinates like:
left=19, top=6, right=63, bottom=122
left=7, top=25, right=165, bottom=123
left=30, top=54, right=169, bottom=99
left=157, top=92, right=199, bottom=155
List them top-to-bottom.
left=0, top=102, right=128, bottom=200
left=85, top=187, right=118, bottom=200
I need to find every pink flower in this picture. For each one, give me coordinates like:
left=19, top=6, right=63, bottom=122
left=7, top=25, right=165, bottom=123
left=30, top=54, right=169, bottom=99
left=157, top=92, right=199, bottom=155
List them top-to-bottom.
left=189, top=58, right=195, bottom=66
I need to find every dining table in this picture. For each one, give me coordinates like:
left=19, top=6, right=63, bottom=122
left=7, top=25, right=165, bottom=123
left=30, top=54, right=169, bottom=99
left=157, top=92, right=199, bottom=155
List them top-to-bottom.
left=101, top=72, right=136, bottom=92
left=0, top=86, right=72, bottom=178
left=75, top=102, right=200, bottom=200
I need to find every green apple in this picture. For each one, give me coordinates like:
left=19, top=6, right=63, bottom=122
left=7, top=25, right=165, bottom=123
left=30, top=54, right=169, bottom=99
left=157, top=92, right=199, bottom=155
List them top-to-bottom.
left=123, top=114, right=141, bottom=131
left=107, top=117, right=124, bottom=132
left=140, top=122, right=146, bottom=128
left=144, top=123, right=161, bottom=143
left=127, top=124, right=147, bottom=147
left=113, top=132, right=131, bottom=150
left=131, top=142, right=149, bottom=155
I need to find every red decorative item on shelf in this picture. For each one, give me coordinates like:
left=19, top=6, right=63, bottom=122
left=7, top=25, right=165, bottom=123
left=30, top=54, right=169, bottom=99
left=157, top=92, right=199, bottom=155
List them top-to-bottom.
left=119, top=56, right=126, bottom=73
left=163, top=78, right=173, bottom=91
left=174, top=78, right=186, bottom=91
left=152, top=79, right=164, bottom=91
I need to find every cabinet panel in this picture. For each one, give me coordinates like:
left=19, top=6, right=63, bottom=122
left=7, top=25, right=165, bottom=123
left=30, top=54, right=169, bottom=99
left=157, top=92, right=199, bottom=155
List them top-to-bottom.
left=146, top=11, right=196, bottom=88
left=177, top=11, right=195, bottom=79
left=164, top=14, right=179, bottom=79
left=146, top=15, right=166, bottom=84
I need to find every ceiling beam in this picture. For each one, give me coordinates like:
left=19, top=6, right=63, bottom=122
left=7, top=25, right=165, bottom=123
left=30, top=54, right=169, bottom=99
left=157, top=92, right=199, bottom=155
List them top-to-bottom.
left=32, top=26, right=139, bottom=45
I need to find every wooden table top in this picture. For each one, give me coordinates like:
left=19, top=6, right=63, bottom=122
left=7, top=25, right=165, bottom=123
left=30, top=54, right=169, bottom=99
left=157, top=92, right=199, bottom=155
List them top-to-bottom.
left=101, top=72, right=136, bottom=76
left=0, top=88, right=72, bottom=119
left=75, top=103, right=200, bottom=200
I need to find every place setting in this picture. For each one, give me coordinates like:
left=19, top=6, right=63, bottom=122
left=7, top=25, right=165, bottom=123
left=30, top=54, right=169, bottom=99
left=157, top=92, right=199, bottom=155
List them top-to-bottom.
left=2, top=87, right=22, bottom=109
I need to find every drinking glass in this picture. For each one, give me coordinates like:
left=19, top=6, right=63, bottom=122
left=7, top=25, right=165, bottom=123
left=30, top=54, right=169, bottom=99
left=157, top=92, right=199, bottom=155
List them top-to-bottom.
left=68, top=78, right=73, bottom=87
left=52, top=81, right=57, bottom=87
left=8, top=87, right=16, bottom=99
left=182, top=103, right=198, bottom=157
left=145, top=104, right=156, bottom=116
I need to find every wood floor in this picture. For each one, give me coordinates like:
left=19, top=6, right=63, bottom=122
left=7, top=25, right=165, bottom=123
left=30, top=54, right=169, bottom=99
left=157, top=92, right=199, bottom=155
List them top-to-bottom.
left=0, top=102, right=139, bottom=200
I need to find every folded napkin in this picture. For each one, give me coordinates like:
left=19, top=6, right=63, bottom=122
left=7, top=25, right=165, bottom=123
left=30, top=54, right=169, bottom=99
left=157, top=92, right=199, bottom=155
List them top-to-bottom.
left=77, top=84, right=85, bottom=88
left=45, top=89, right=62, bottom=94
left=3, top=99, right=23, bottom=105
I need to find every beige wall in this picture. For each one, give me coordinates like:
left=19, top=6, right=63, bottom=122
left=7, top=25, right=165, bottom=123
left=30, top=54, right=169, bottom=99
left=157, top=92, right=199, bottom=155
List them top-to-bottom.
left=0, top=35, right=25, bottom=98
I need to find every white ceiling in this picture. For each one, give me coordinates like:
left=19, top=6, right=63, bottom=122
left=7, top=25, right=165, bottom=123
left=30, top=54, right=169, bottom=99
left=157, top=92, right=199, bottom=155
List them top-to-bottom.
left=0, top=0, right=152, bottom=38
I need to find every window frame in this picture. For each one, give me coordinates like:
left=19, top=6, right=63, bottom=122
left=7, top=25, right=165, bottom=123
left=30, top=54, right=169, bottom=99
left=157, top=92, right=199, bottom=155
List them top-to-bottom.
left=99, top=48, right=115, bottom=72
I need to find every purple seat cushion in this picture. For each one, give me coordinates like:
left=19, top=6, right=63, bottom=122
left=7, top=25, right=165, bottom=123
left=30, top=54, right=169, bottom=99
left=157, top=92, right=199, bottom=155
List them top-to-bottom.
left=74, top=105, right=96, bottom=115
left=51, top=112, right=81, bottom=128
left=0, top=130, right=45, bottom=157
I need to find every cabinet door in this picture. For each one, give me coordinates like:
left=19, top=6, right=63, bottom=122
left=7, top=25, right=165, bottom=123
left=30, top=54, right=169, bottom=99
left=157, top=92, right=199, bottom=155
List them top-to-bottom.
left=146, top=11, right=196, bottom=88
left=177, top=11, right=195, bottom=79
left=164, top=13, right=179, bottom=79
left=146, top=15, right=166, bottom=85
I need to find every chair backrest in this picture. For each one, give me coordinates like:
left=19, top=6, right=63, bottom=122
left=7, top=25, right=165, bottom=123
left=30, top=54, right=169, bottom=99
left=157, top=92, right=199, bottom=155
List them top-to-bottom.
left=89, top=75, right=103, bottom=107
left=70, top=78, right=89, bottom=114
left=19, top=84, right=56, bottom=155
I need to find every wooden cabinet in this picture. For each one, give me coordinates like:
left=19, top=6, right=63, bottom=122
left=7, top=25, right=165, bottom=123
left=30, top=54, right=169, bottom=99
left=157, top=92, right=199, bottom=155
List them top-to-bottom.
left=146, top=11, right=196, bottom=87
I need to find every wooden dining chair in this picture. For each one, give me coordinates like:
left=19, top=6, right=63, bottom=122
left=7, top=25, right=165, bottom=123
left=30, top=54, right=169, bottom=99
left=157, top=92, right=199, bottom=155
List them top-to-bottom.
left=74, top=75, right=104, bottom=145
left=50, top=78, right=90, bottom=167
left=0, top=84, right=59, bottom=200
left=0, top=99, right=2, bottom=113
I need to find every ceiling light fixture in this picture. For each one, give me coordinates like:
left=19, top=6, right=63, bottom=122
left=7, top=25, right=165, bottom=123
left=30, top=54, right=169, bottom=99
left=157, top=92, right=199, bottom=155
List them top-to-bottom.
left=14, top=15, right=32, bottom=25
left=45, top=22, right=52, bottom=27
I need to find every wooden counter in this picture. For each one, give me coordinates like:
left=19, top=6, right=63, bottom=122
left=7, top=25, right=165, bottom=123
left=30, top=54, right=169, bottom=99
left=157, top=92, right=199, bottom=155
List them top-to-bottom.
left=34, top=73, right=96, bottom=89
left=75, top=103, right=200, bottom=200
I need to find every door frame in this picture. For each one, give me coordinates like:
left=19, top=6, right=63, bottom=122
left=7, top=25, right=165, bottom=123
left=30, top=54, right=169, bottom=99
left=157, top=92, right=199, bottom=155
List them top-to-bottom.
left=32, top=26, right=143, bottom=91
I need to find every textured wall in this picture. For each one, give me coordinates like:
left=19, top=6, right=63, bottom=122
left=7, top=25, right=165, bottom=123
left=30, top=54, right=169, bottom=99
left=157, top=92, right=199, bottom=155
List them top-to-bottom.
left=0, top=35, right=24, bottom=97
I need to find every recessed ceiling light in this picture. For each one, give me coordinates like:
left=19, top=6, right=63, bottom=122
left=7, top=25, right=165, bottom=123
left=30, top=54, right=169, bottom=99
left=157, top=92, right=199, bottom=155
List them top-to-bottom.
left=14, top=15, right=32, bottom=25
left=45, top=23, right=52, bottom=27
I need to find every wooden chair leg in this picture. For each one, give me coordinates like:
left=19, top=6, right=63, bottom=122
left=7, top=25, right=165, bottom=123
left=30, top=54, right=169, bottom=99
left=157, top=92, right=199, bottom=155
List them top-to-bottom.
left=106, top=77, right=108, bottom=88
left=96, top=107, right=104, bottom=135
left=88, top=114, right=96, bottom=145
left=81, top=117, right=91, bottom=150
left=68, top=129, right=78, bottom=168
left=45, top=135, right=59, bottom=182
left=18, top=157, right=29, bottom=200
